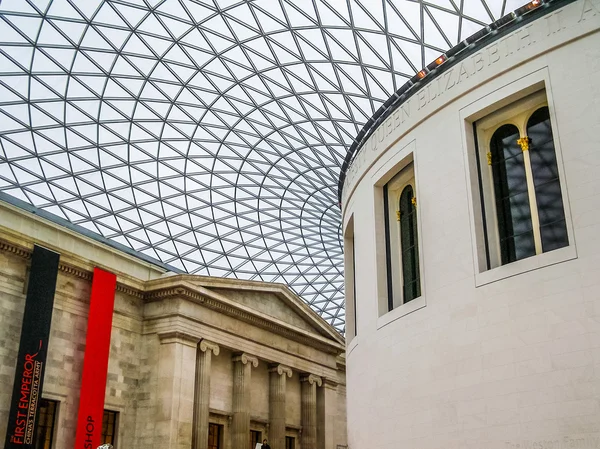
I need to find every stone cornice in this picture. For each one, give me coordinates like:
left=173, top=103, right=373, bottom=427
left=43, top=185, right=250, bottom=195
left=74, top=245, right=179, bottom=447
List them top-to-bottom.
left=0, top=237, right=145, bottom=299
left=0, top=237, right=344, bottom=355
left=0, top=239, right=30, bottom=259
left=144, top=280, right=344, bottom=355
left=157, top=330, right=199, bottom=347
left=322, top=378, right=339, bottom=390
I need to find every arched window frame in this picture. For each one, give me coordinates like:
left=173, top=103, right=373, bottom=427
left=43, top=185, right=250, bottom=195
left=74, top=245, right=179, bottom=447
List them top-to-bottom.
left=475, top=90, right=568, bottom=269
left=383, top=163, right=421, bottom=310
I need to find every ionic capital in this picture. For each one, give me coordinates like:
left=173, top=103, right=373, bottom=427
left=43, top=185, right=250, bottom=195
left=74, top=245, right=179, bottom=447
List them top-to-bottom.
left=199, top=339, right=220, bottom=356
left=232, top=353, right=259, bottom=367
left=269, top=364, right=292, bottom=378
left=300, top=374, right=322, bottom=386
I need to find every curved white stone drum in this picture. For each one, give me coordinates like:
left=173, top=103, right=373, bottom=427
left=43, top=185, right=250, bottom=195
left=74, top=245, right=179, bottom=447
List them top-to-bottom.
left=340, top=1, right=600, bottom=448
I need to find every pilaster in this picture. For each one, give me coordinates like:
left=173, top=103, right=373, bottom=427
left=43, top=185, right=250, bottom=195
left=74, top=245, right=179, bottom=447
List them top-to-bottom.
left=155, top=331, right=198, bottom=449
left=317, top=378, right=338, bottom=449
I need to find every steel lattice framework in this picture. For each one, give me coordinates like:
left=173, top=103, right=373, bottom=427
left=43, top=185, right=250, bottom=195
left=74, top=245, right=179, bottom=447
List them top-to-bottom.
left=0, top=0, right=523, bottom=332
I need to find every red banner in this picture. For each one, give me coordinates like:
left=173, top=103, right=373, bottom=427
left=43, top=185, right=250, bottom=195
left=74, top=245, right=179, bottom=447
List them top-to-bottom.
left=74, top=268, right=117, bottom=449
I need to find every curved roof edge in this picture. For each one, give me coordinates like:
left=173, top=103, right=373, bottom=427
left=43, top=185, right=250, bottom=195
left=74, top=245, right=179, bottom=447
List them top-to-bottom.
left=337, top=0, right=575, bottom=205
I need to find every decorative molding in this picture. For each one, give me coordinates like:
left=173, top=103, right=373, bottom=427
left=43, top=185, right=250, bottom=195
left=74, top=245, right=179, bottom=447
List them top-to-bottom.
left=0, top=238, right=145, bottom=299
left=0, top=239, right=31, bottom=259
left=0, top=239, right=343, bottom=352
left=58, top=262, right=92, bottom=281
left=148, top=275, right=345, bottom=346
left=116, top=283, right=143, bottom=299
left=144, top=284, right=343, bottom=355
left=157, top=330, right=199, bottom=347
left=199, top=339, right=220, bottom=356
left=232, top=353, right=259, bottom=367
left=269, top=364, right=293, bottom=378
left=300, top=374, right=322, bottom=386
left=322, top=378, right=339, bottom=390
left=209, top=408, right=233, bottom=418
left=250, top=417, right=269, bottom=426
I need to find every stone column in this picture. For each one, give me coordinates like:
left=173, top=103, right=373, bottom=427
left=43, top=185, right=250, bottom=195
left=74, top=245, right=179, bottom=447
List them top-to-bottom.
left=155, top=331, right=198, bottom=449
left=193, top=340, right=220, bottom=449
left=232, top=353, right=259, bottom=449
left=269, top=364, right=292, bottom=449
left=300, top=374, right=321, bottom=449
left=317, top=378, right=338, bottom=449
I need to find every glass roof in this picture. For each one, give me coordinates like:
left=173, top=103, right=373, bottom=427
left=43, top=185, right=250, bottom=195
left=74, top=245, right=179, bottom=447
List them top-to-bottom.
left=0, top=0, right=522, bottom=332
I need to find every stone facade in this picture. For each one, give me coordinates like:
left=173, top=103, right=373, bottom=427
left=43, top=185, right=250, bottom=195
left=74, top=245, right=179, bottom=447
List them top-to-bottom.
left=341, top=2, right=600, bottom=449
left=0, top=201, right=347, bottom=449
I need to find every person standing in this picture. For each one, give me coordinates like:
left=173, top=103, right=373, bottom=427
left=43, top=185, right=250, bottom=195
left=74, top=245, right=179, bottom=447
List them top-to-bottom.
left=261, top=439, right=271, bottom=449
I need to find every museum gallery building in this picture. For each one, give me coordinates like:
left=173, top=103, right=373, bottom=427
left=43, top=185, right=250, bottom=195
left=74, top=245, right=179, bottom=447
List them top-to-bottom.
left=341, top=1, right=600, bottom=449
left=0, top=201, right=347, bottom=449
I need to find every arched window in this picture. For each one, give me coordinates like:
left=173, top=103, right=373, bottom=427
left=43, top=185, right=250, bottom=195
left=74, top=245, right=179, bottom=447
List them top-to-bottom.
left=476, top=91, right=569, bottom=271
left=527, top=107, right=568, bottom=252
left=490, top=124, right=535, bottom=264
left=399, top=185, right=420, bottom=302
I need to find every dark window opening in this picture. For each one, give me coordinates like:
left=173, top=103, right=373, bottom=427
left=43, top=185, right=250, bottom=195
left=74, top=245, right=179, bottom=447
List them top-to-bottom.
left=527, top=106, right=568, bottom=252
left=490, top=124, right=535, bottom=264
left=399, top=185, right=421, bottom=302
left=34, top=399, right=58, bottom=449
left=101, top=410, right=118, bottom=447
left=250, top=430, right=262, bottom=449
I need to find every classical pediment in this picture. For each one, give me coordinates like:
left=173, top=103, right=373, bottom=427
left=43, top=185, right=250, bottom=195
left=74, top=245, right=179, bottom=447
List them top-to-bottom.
left=144, top=274, right=345, bottom=353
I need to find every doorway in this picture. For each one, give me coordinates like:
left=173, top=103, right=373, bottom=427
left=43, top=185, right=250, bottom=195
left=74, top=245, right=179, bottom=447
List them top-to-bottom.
left=208, top=423, right=221, bottom=449
left=250, top=430, right=262, bottom=449
left=285, top=436, right=295, bottom=449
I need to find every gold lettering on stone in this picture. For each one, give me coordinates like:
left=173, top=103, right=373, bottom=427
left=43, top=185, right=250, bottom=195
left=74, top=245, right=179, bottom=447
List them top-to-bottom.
left=579, top=0, right=600, bottom=22
left=385, top=117, right=392, bottom=136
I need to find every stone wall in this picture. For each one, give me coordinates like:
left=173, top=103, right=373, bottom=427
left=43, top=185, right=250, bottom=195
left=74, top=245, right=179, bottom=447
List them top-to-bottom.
left=342, top=2, right=600, bottom=448
left=0, top=203, right=347, bottom=449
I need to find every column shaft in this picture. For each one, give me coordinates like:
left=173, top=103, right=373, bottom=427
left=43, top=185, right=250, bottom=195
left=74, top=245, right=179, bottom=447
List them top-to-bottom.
left=193, top=340, right=219, bottom=449
left=232, top=354, right=258, bottom=449
left=269, top=365, right=292, bottom=449
left=301, top=375, right=321, bottom=449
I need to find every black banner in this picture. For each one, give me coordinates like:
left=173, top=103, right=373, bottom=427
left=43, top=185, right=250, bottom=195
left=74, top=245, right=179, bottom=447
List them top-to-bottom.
left=5, top=245, right=60, bottom=448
